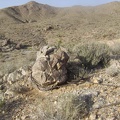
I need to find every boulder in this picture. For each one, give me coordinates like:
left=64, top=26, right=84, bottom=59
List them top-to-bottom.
left=32, top=45, right=69, bottom=90
left=3, top=66, right=32, bottom=96
left=7, top=67, right=28, bottom=84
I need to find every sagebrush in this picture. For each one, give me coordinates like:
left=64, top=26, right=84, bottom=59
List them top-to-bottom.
left=73, top=41, right=110, bottom=68
left=38, top=93, right=90, bottom=120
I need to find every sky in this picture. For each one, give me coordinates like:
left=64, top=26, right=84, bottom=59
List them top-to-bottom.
left=0, top=0, right=120, bottom=8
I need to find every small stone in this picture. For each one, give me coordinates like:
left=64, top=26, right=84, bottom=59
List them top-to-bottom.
left=3, top=74, right=8, bottom=82
left=93, top=77, right=103, bottom=84
left=80, top=89, right=99, bottom=98
left=93, top=97, right=105, bottom=109
left=54, top=101, right=57, bottom=105
left=2, top=111, right=5, bottom=114
left=89, top=114, right=97, bottom=120
left=98, top=118, right=103, bottom=120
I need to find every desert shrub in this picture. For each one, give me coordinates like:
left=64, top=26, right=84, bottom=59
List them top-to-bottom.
left=57, top=39, right=62, bottom=49
left=73, top=41, right=110, bottom=68
left=110, top=41, right=120, bottom=56
left=106, top=60, right=120, bottom=77
left=67, top=62, right=91, bottom=80
left=39, top=93, right=92, bottom=120
left=56, top=93, right=91, bottom=120
left=0, top=99, right=5, bottom=108
left=38, top=100, right=56, bottom=120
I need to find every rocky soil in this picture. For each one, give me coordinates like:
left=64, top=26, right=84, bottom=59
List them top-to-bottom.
left=0, top=53, right=120, bottom=120
left=0, top=77, right=120, bottom=120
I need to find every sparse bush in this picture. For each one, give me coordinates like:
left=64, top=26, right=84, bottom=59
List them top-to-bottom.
left=57, top=39, right=62, bottom=49
left=73, top=41, right=110, bottom=68
left=110, top=41, right=120, bottom=56
left=106, top=60, right=120, bottom=77
left=39, top=93, right=91, bottom=120
left=56, top=93, right=90, bottom=120
left=0, top=99, right=5, bottom=108
left=38, top=100, right=56, bottom=120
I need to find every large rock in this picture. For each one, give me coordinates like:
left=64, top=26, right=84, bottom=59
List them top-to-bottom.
left=32, top=46, right=69, bottom=90
left=3, top=66, right=33, bottom=97
left=5, top=67, right=28, bottom=84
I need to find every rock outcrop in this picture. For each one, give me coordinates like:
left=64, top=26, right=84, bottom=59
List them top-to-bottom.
left=32, top=45, right=69, bottom=90
left=2, top=66, right=33, bottom=98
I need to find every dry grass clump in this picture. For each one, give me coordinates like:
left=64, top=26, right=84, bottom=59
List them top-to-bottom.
left=73, top=41, right=110, bottom=68
left=110, top=41, right=120, bottom=56
left=0, top=51, right=36, bottom=75
left=106, top=60, right=120, bottom=77
left=0, top=92, right=5, bottom=108
left=38, top=93, right=91, bottom=120
left=56, top=93, right=90, bottom=120
left=0, top=99, right=5, bottom=108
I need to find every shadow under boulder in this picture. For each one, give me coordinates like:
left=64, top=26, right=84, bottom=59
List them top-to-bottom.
left=67, top=61, right=91, bottom=82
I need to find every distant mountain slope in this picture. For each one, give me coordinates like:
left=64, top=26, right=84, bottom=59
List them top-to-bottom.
left=0, top=1, right=58, bottom=25
left=0, top=1, right=120, bottom=25
left=57, top=1, right=120, bottom=21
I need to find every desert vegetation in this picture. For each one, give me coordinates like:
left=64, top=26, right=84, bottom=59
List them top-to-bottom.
left=0, top=1, right=120, bottom=120
left=73, top=41, right=110, bottom=68
left=38, top=93, right=93, bottom=120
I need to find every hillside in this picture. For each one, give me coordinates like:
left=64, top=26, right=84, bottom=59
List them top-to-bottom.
left=0, top=1, right=120, bottom=120
left=0, top=1, right=120, bottom=48
left=0, top=1, right=57, bottom=24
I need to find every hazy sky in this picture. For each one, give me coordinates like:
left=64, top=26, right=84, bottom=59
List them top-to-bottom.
left=0, top=0, right=120, bottom=8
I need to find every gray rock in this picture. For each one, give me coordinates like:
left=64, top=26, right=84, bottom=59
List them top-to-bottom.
left=32, top=46, right=69, bottom=90
left=3, top=66, right=32, bottom=97
left=7, top=67, right=28, bottom=84
left=3, top=74, right=8, bottom=82
left=92, top=76, right=103, bottom=84
left=81, top=89, right=99, bottom=98
left=93, top=97, right=106, bottom=109
left=89, top=114, right=97, bottom=120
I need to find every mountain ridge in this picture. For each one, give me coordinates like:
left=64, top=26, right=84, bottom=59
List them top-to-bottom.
left=0, top=1, right=120, bottom=25
left=0, top=1, right=120, bottom=46
left=0, top=1, right=58, bottom=24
